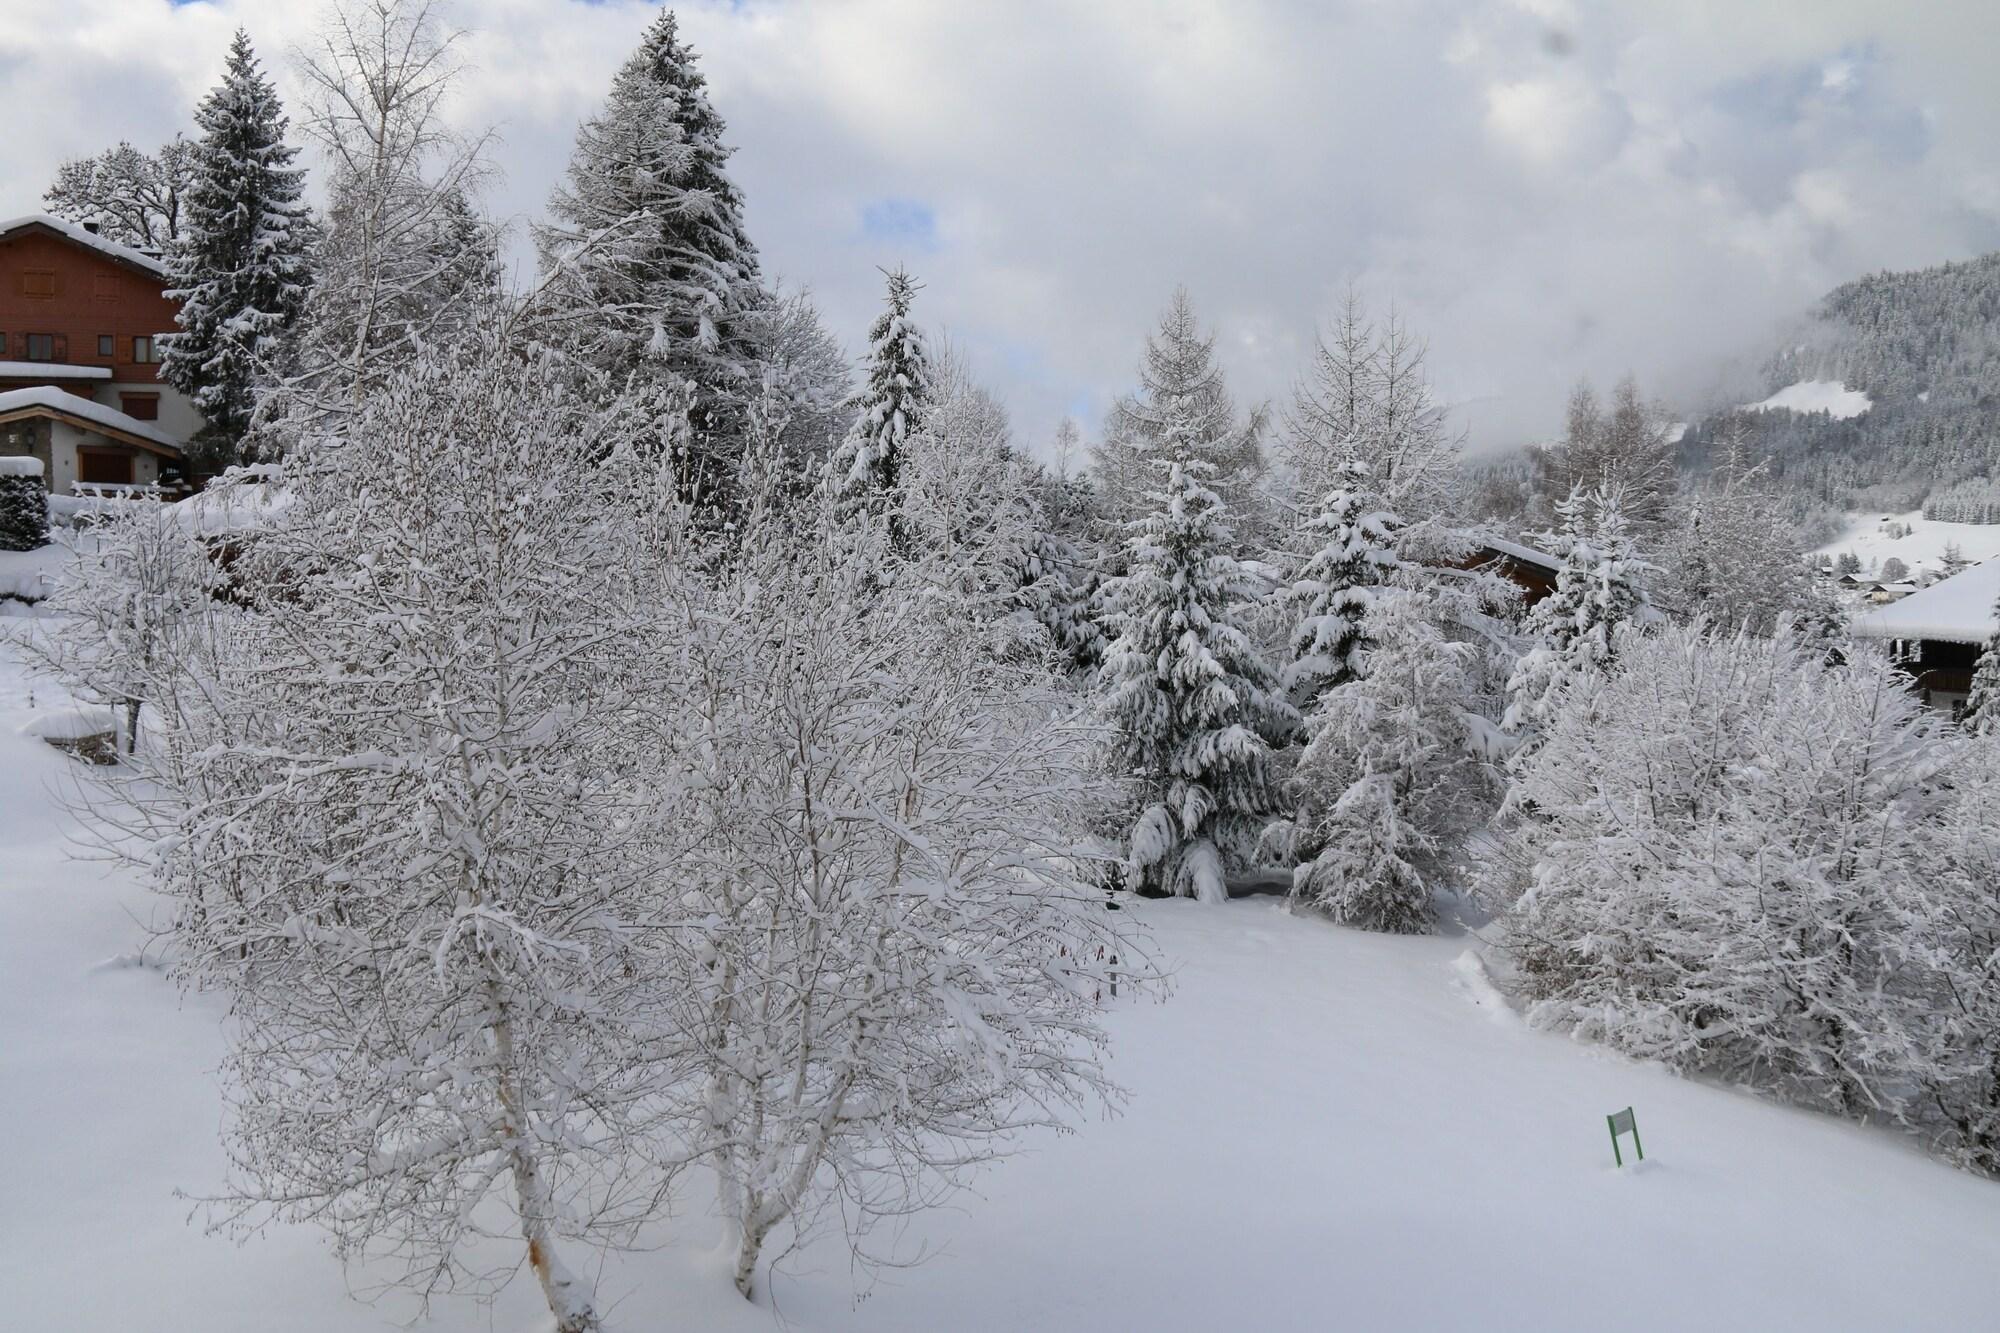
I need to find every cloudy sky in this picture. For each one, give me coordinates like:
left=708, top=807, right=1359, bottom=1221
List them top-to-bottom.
left=5, top=0, right=1998, bottom=456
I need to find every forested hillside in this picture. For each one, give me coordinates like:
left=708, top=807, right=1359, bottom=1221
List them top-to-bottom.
left=1681, top=250, right=2000, bottom=516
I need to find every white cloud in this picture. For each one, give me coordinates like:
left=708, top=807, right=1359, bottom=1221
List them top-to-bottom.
left=3, top=0, right=1997, bottom=456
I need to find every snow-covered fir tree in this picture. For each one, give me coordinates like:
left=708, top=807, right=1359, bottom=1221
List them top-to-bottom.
left=536, top=7, right=764, bottom=500
left=162, top=29, right=313, bottom=472
left=831, top=267, right=931, bottom=536
left=1098, top=453, right=1294, bottom=901
left=0, top=458, right=48, bottom=552
left=1282, top=459, right=1402, bottom=707
left=1503, top=485, right=1646, bottom=736
left=1964, top=598, right=2000, bottom=735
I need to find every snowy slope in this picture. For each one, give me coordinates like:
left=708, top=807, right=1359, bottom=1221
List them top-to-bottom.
left=1748, top=379, right=1872, bottom=419
left=1814, top=509, right=2000, bottom=578
left=3, top=632, right=1999, bottom=1330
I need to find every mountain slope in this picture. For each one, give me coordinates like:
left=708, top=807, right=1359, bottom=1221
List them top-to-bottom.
left=1685, top=250, right=2000, bottom=512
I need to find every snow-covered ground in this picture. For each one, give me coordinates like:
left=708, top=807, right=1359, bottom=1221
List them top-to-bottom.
left=1748, top=378, right=1873, bottom=419
left=1814, top=508, right=2000, bottom=579
left=3, top=634, right=1999, bottom=1331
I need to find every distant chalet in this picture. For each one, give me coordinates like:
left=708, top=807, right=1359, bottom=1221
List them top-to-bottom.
left=0, top=215, right=194, bottom=491
left=1461, top=537, right=1560, bottom=606
left=1853, top=558, right=2000, bottom=714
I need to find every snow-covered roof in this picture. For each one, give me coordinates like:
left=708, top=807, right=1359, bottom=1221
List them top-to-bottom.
left=0, top=214, right=168, bottom=278
left=0, top=362, right=111, bottom=381
left=0, top=386, right=180, bottom=454
left=1478, top=536, right=1560, bottom=573
left=1852, top=557, right=2000, bottom=644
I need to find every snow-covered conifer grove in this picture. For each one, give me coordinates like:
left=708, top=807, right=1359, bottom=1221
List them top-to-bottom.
left=17, top=1, right=2000, bottom=1326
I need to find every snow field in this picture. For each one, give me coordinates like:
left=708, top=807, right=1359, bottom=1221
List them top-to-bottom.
left=4, top=625, right=1999, bottom=1330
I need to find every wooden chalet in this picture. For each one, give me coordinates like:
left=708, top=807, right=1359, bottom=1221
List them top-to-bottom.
left=0, top=214, right=195, bottom=491
left=1852, top=558, right=2000, bottom=715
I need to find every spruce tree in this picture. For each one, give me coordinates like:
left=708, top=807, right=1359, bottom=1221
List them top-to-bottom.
left=537, top=8, right=764, bottom=487
left=163, top=29, right=311, bottom=472
left=831, top=267, right=931, bottom=537
left=1098, top=449, right=1293, bottom=901
left=1284, top=459, right=1402, bottom=707
left=1503, top=486, right=1646, bottom=736
left=1965, top=598, right=2000, bottom=735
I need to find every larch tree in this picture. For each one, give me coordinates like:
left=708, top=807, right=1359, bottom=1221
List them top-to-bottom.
left=536, top=7, right=765, bottom=503
left=163, top=29, right=314, bottom=472
left=1091, top=288, right=1268, bottom=534
left=1286, top=292, right=1462, bottom=529
left=1657, top=419, right=1813, bottom=634
left=1098, top=450, right=1294, bottom=901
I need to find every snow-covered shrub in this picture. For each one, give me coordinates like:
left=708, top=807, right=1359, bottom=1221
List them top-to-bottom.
left=93, top=325, right=682, bottom=1333
left=0, top=457, right=49, bottom=550
left=29, top=495, right=215, bottom=753
left=651, top=512, right=1154, bottom=1298
left=1491, top=622, right=1964, bottom=1119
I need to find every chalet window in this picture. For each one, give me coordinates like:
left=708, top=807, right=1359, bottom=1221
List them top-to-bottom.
left=20, top=270, right=55, bottom=298
left=24, top=334, right=54, bottom=362
left=98, top=335, right=114, bottom=357
left=132, top=335, right=159, bottom=364
left=119, top=393, right=159, bottom=421
left=76, top=448, right=134, bottom=486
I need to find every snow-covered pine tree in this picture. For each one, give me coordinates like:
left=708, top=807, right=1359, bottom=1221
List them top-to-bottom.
left=536, top=7, right=764, bottom=501
left=163, top=29, right=313, bottom=473
left=831, top=267, right=931, bottom=538
left=1098, top=451, right=1294, bottom=901
left=0, top=458, right=48, bottom=551
left=1283, top=459, right=1402, bottom=707
left=1502, top=485, right=1646, bottom=736
left=1287, top=583, right=1478, bottom=933
left=1964, top=597, right=2000, bottom=735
